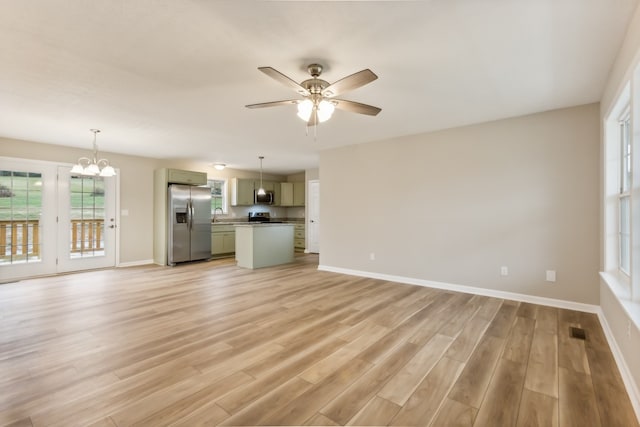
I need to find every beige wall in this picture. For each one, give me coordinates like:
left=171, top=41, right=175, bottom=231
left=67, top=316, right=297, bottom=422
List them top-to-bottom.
left=601, top=3, right=640, bottom=116
left=319, top=103, right=600, bottom=304
left=1, top=136, right=159, bottom=263
left=306, top=168, right=319, bottom=181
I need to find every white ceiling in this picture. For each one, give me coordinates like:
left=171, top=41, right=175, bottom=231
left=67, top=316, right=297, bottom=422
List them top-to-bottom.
left=0, top=0, right=637, bottom=174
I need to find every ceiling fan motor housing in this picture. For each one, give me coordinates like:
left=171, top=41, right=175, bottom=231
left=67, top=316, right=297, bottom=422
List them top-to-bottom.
left=307, top=64, right=323, bottom=77
left=301, top=78, right=329, bottom=94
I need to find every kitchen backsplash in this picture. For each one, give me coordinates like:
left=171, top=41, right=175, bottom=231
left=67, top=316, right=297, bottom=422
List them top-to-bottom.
left=214, top=205, right=304, bottom=221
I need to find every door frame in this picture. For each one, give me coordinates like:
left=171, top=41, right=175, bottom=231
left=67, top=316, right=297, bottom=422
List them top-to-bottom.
left=0, top=157, right=120, bottom=281
left=0, top=157, right=57, bottom=281
left=57, top=166, right=120, bottom=273
left=307, top=179, right=320, bottom=254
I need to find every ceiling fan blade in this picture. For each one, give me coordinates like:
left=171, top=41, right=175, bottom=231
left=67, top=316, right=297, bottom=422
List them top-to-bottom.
left=258, top=67, right=310, bottom=96
left=321, top=69, right=378, bottom=98
left=334, top=99, right=381, bottom=116
left=245, top=100, right=299, bottom=109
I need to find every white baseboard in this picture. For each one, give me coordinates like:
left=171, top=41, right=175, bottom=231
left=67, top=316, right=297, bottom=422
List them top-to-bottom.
left=117, top=259, right=154, bottom=268
left=317, top=264, right=599, bottom=313
left=317, top=264, right=640, bottom=422
left=596, top=309, right=640, bottom=421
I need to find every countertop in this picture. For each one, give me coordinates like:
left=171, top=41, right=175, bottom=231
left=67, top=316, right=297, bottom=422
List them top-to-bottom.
left=212, top=219, right=304, bottom=225
left=233, top=223, right=295, bottom=227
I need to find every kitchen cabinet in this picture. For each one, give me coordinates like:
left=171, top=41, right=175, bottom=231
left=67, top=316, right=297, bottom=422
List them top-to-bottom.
left=167, top=169, right=207, bottom=186
left=231, top=178, right=254, bottom=206
left=232, top=179, right=280, bottom=206
left=261, top=181, right=275, bottom=192
left=272, top=181, right=281, bottom=206
left=280, top=182, right=305, bottom=206
left=280, top=182, right=294, bottom=206
left=293, top=182, right=305, bottom=206
left=294, top=223, right=305, bottom=252
left=212, top=224, right=235, bottom=256
left=235, top=224, right=295, bottom=269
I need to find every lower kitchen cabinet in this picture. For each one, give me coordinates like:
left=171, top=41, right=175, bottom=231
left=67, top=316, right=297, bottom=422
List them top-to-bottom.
left=294, top=223, right=305, bottom=252
left=212, top=224, right=236, bottom=256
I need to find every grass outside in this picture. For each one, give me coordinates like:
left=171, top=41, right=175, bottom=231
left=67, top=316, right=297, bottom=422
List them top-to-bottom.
left=0, top=174, right=104, bottom=221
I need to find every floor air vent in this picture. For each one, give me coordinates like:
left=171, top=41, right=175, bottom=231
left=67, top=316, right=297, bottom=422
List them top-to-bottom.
left=569, top=326, right=587, bottom=340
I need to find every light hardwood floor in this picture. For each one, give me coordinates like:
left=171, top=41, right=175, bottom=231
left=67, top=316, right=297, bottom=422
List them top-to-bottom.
left=0, top=255, right=637, bottom=426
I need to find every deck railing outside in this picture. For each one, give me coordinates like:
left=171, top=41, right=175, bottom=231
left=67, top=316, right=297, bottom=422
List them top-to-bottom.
left=0, top=219, right=104, bottom=262
left=0, top=220, right=39, bottom=260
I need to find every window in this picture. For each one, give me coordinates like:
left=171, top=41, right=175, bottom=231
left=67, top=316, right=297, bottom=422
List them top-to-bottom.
left=604, top=84, right=632, bottom=289
left=619, top=112, right=631, bottom=275
left=0, top=170, right=42, bottom=265
left=69, top=175, right=105, bottom=258
left=208, top=179, right=227, bottom=214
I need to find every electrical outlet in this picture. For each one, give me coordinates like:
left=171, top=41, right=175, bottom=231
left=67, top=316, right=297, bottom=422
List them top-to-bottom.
left=369, top=252, right=375, bottom=261
left=500, top=266, right=508, bottom=276
left=546, top=270, right=556, bottom=282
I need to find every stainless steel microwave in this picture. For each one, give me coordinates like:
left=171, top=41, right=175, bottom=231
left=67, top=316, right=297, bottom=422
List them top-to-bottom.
left=254, top=190, right=274, bottom=205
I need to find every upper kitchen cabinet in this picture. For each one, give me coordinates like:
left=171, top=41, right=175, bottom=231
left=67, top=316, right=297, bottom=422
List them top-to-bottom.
left=231, top=178, right=254, bottom=206
left=231, top=179, right=280, bottom=206
left=261, top=181, right=276, bottom=192
left=270, top=181, right=281, bottom=206
left=280, top=182, right=305, bottom=206
left=280, top=182, right=293, bottom=206
left=293, top=182, right=305, bottom=206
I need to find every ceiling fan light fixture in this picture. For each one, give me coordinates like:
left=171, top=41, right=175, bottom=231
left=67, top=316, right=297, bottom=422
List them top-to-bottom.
left=297, top=99, right=313, bottom=122
left=317, top=100, right=335, bottom=123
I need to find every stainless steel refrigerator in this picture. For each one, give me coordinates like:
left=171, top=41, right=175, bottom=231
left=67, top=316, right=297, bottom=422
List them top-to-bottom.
left=168, top=184, right=211, bottom=265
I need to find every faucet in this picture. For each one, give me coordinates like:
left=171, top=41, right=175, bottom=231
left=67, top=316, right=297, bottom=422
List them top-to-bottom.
left=212, top=207, right=224, bottom=222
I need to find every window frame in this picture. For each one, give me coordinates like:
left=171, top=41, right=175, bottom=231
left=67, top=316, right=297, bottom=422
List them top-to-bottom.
left=604, top=82, right=632, bottom=295
left=619, top=109, right=631, bottom=276
left=208, top=178, right=227, bottom=215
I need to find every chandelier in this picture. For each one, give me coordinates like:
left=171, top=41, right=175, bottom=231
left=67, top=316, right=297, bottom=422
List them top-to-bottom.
left=70, top=129, right=116, bottom=177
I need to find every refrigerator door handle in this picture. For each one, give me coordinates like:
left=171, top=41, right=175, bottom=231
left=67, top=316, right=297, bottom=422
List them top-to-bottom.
left=186, top=199, right=191, bottom=231
left=189, top=199, right=194, bottom=231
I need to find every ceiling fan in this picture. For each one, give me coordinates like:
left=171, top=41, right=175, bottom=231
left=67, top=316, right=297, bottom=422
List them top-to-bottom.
left=245, top=64, right=381, bottom=127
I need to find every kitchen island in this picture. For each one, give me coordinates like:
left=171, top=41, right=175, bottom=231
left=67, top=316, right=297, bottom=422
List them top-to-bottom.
left=234, top=223, right=295, bottom=269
